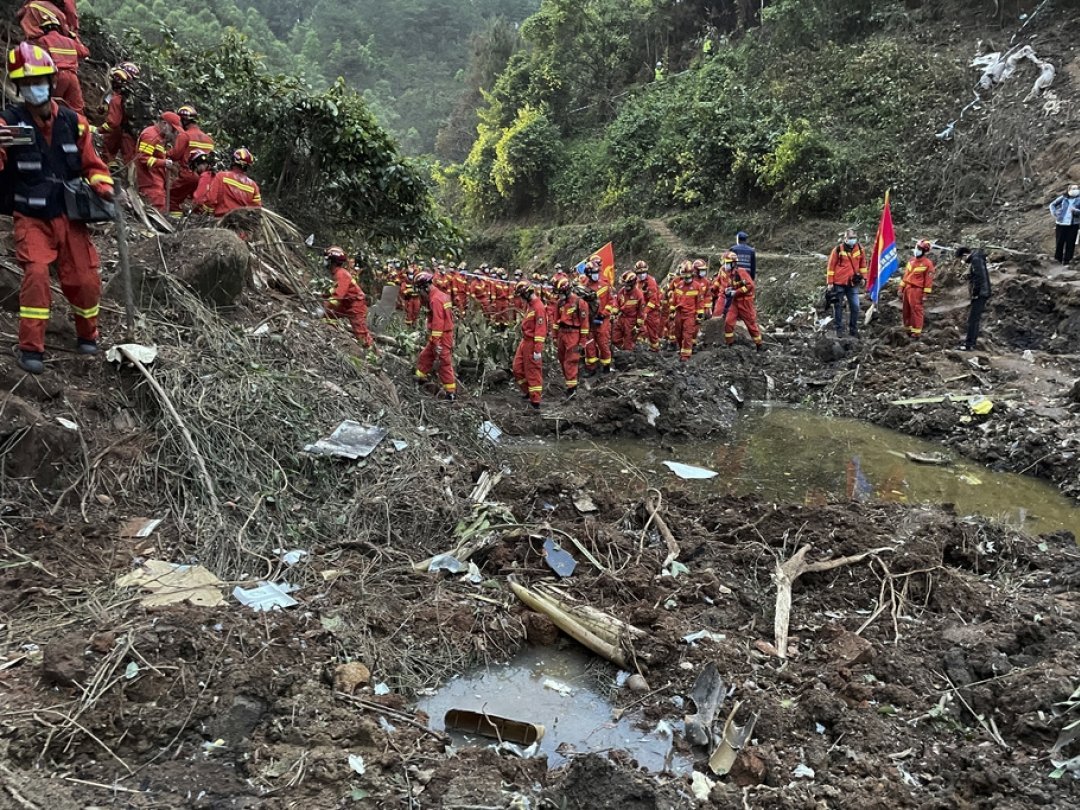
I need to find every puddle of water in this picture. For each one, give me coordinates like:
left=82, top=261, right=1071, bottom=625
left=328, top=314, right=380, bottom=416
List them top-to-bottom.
left=515, top=406, right=1080, bottom=537
left=415, top=646, right=690, bottom=773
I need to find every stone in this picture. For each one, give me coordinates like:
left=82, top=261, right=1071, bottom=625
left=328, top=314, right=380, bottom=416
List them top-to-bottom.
left=814, top=335, right=846, bottom=363
left=820, top=627, right=874, bottom=668
left=90, top=631, right=117, bottom=654
left=42, top=633, right=90, bottom=687
left=333, top=661, right=371, bottom=694
left=626, top=674, right=650, bottom=693
left=216, top=694, right=268, bottom=745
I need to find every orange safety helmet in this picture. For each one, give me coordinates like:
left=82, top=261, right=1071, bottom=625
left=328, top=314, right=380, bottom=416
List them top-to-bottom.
left=39, top=11, right=62, bottom=30
left=7, top=42, right=57, bottom=80
left=119, top=61, right=141, bottom=79
left=178, top=104, right=198, bottom=121
left=232, top=147, right=254, bottom=167
left=188, top=149, right=213, bottom=165
left=916, top=239, right=932, bottom=253
left=324, top=246, right=347, bottom=263
left=721, top=251, right=738, bottom=267
left=589, top=254, right=602, bottom=265
left=691, top=259, right=708, bottom=273
left=634, top=260, right=648, bottom=270
left=680, top=260, right=693, bottom=275
left=621, top=270, right=637, bottom=285
left=414, top=271, right=434, bottom=287
left=554, top=277, right=571, bottom=294
left=514, top=280, right=533, bottom=297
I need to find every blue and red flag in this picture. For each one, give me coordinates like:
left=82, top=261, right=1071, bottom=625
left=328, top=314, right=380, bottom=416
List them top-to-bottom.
left=866, top=191, right=898, bottom=303
left=574, top=242, right=615, bottom=287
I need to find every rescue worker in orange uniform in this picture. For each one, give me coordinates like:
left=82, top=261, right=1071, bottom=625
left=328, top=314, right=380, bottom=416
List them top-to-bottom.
left=17, top=0, right=73, bottom=38
left=33, top=12, right=87, bottom=113
left=0, top=43, right=113, bottom=374
left=99, top=62, right=137, bottom=165
left=168, top=104, right=214, bottom=215
left=135, top=111, right=180, bottom=212
left=202, top=147, right=261, bottom=216
left=189, top=149, right=216, bottom=211
left=826, top=229, right=866, bottom=338
left=899, top=239, right=935, bottom=338
left=322, top=246, right=373, bottom=347
left=714, top=251, right=764, bottom=350
left=694, top=258, right=714, bottom=315
left=635, top=260, right=661, bottom=351
left=583, top=261, right=614, bottom=373
left=668, top=261, right=707, bottom=361
left=451, top=262, right=469, bottom=312
left=469, top=265, right=490, bottom=317
left=401, top=267, right=422, bottom=328
left=492, top=268, right=512, bottom=328
left=613, top=270, right=645, bottom=351
left=414, top=271, right=457, bottom=400
left=553, top=277, right=590, bottom=400
left=513, top=281, right=548, bottom=408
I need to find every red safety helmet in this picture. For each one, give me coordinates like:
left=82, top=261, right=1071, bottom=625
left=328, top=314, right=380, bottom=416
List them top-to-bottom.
left=39, top=11, right=62, bottom=30
left=8, top=42, right=57, bottom=80
left=119, top=61, right=140, bottom=79
left=109, top=66, right=133, bottom=84
left=178, top=104, right=198, bottom=121
left=232, top=147, right=254, bottom=167
left=188, top=148, right=213, bottom=166
left=916, top=239, right=932, bottom=253
left=324, top=246, right=347, bottom=263
left=721, top=251, right=738, bottom=267
left=692, top=259, right=708, bottom=273
left=634, top=260, right=648, bottom=271
left=414, top=271, right=434, bottom=287
left=621, top=271, right=637, bottom=285
left=554, top=278, right=571, bottom=294
left=514, top=280, right=532, bottom=297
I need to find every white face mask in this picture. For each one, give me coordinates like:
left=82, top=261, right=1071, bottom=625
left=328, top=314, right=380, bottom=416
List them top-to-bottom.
left=22, top=82, right=50, bottom=106
left=1069, top=187, right=1080, bottom=198
left=845, top=238, right=857, bottom=247
left=914, top=249, right=924, bottom=258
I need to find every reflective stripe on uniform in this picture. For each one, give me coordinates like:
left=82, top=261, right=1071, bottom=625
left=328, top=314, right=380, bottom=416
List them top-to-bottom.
left=223, top=177, right=255, bottom=194
left=70, top=303, right=99, bottom=319
left=20, top=306, right=50, bottom=319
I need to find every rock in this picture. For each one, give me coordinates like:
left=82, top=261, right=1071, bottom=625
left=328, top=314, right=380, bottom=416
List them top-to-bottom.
left=116, top=228, right=251, bottom=309
left=814, top=335, right=845, bottom=363
left=1069, top=379, right=1080, bottom=404
left=1, top=396, right=79, bottom=486
left=523, top=612, right=560, bottom=646
left=820, top=627, right=874, bottom=668
left=90, top=631, right=117, bottom=654
left=42, top=633, right=89, bottom=687
left=333, top=661, right=371, bottom=694
left=626, top=673, right=650, bottom=693
left=216, top=694, right=268, bottom=745
left=729, top=749, right=768, bottom=787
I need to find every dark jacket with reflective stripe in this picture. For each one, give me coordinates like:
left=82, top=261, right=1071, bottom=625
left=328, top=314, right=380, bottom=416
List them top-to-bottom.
left=1, top=104, right=82, bottom=219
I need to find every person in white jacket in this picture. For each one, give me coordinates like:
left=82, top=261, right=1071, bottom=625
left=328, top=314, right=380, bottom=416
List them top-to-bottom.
left=1049, top=184, right=1080, bottom=265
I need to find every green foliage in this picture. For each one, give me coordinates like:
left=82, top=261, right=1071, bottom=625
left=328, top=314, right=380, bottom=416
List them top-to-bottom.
left=121, top=28, right=458, bottom=252
left=491, top=105, right=559, bottom=208
left=752, top=118, right=840, bottom=213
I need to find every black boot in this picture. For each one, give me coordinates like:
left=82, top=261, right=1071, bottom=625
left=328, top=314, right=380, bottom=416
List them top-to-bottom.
left=77, top=338, right=99, bottom=355
left=15, top=349, right=45, bottom=374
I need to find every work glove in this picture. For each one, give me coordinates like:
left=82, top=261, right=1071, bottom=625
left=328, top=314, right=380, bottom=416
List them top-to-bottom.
left=853, top=275, right=864, bottom=287
left=827, top=283, right=835, bottom=292
left=725, top=288, right=735, bottom=299
left=435, top=344, right=443, bottom=357
left=532, top=352, right=542, bottom=363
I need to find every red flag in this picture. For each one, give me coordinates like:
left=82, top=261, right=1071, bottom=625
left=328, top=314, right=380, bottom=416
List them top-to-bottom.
left=866, top=191, right=898, bottom=303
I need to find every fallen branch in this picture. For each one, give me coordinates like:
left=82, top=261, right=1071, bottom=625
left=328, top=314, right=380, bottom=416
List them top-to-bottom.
left=118, top=346, right=220, bottom=511
left=643, top=489, right=680, bottom=571
left=773, top=545, right=895, bottom=659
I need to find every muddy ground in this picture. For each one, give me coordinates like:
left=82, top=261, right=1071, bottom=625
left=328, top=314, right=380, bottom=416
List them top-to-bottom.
left=2, top=227, right=1080, bottom=809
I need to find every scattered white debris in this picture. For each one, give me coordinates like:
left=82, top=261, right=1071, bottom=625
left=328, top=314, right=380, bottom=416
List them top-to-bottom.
left=348, top=753, right=366, bottom=775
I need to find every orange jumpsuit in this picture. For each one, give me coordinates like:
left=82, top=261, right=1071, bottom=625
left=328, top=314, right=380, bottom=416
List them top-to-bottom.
left=17, top=1, right=71, bottom=37
left=35, top=30, right=88, bottom=114
left=99, top=89, right=133, bottom=164
left=0, top=100, right=113, bottom=355
left=134, top=124, right=170, bottom=211
left=168, top=124, right=214, bottom=212
left=203, top=168, right=261, bottom=216
left=192, top=170, right=214, bottom=211
left=899, top=257, right=934, bottom=337
left=324, top=266, right=372, bottom=346
left=714, top=267, right=762, bottom=346
left=450, top=271, right=468, bottom=312
left=638, top=273, right=661, bottom=350
left=469, top=275, right=490, bottom=317
left=584, top=277, right=614, bottom=371
left=669, top=277, right=707, bottom=361
left=402, top=278, right=421, bottom=327
left=492, top=280, right=512, bottom=326
left=612, top=284, right=644, bottom=350
left=415, top=286, right=456, bottom=396
left=555, top=293, right=590, bottom=393
left=513, top=295, right=548, bottom=404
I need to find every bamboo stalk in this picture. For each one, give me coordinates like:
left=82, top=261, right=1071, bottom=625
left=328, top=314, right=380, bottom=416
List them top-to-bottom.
left=510, top=579, right=629, bottom=668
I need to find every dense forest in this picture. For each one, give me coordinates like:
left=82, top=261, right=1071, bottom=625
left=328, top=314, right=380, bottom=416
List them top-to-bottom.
left=81, top=0, right=538, bottom=153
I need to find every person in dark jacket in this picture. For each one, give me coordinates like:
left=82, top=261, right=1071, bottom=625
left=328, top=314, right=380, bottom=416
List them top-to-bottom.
left=731, top=230, right=757, bottom=280
left=955, top=246, right=991, bottom=351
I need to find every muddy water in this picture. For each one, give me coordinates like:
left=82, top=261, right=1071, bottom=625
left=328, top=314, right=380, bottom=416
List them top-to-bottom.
left=518, top=407, right=1080, bottom=536
left=416, top=646, right=690, bottom=773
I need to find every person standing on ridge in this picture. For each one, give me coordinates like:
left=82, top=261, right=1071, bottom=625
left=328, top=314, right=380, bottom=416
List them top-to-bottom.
left=32, top=11, right=88, bottom=113
left=1, top=42, right=114, bottom=375
left=99, top=62, right=137, bottom=165
left=135, top=110, right=180, bottom=212
left=201, top=147, right=261, bottom=216
left=1049, top=183, right=1080, bottom=265
left=826, top=228, right=866, bottom=338
left=732, top=230, right=757, bottom=280
left=899, top=239, right=935, bottom=339
left=322, top=246, right=373, bottom=347
left=955, top=246, right=992, bottom=352
left=413, top=271, right=457, bottom=400
left=512, top=281, right=547, bottom=408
